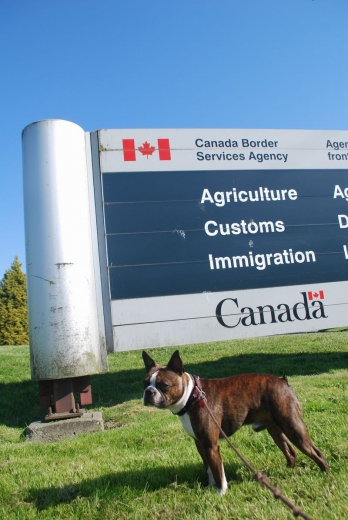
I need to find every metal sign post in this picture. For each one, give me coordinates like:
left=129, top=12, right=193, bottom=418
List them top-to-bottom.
left=22, top=120, right=108, bottom=418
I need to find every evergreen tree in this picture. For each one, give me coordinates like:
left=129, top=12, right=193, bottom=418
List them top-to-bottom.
left=0, top=256, right=29, bottom=345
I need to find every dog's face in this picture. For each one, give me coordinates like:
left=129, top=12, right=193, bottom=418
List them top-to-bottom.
left=142, top=350, right=186, bottom=409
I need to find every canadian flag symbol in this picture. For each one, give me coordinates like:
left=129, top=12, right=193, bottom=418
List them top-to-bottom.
left=122, top=138, right=171, bottom=161
left=307, top=290, right=325, bottom=300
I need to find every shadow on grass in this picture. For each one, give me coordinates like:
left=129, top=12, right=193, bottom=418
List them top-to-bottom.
left=0, top=349, right=347, bottom=429
left=185, top=349, right=348, bottom=379
left=91, top=350, right=348, bottom=408
left=0, top=379, right=41, bottom=429
left=26, top=461, right=241, bottom=510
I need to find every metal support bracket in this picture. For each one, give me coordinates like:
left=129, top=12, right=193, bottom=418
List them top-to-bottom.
left=38, top=375, right=92, bottom=421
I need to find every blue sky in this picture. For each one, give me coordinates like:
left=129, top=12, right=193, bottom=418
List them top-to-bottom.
left=1, top=0, right=347, bottom=278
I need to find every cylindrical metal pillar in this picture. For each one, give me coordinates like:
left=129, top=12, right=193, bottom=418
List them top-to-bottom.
left=22, top=119, right=107, bottom=380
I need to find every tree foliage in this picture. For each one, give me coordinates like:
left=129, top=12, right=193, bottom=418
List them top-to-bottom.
left=0, top=256, right=29, bottom=345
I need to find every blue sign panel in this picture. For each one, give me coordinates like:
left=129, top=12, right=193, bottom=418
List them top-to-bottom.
left=102, top=168, right=348, bottom=300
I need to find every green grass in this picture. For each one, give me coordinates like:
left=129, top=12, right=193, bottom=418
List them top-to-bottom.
left=0, top=332, right=347, bottom=519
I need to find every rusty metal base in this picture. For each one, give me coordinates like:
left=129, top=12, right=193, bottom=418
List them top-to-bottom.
left=38, top=376, right=92, bottom=420
left=44, top=404, right=85, bottom=422
left=44, top=412, right=84, bottom=421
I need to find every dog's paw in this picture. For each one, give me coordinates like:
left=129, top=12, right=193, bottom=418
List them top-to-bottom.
left=204, top=483, right=227, bottom=495
left=216, top=486, right=228, bottom=496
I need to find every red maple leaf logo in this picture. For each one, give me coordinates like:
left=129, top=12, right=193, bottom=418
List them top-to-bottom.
left=138, top=141, right=155, bottom=158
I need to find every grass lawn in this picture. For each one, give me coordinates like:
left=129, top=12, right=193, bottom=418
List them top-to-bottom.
left=0, top=331, right=347, bottom=519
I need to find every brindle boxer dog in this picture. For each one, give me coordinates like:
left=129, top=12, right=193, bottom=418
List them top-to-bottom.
left=142, top=350, right=329, bottom=495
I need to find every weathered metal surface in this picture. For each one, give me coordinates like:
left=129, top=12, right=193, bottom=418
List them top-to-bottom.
left=22, top=120, right=108, bottom=379
left=39, top=375, right=92, bottom=420
left=53, top=378, right=75, bottom=414
left=44, top=410, right=84, bottom=422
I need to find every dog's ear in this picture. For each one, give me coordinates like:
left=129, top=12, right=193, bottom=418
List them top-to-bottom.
left=167, top=350, right=185, bottom=375
left=142, top=351, right=158, bottom=372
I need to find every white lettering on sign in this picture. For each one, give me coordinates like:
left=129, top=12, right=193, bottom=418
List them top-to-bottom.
left=333, top=185, right=348, bottom=201
left=200, top=187, right=297, bottom=206
left=338, top=215, right=348, bottom=228
left=204, top=220, right=285, bottom=237
left=208, top=249, right=316, bottom=271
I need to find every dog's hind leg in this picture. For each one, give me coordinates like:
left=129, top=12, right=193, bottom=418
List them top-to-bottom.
left=280, top=421, right=329, bottom=472
left=267, top=424, right=297, bottom=468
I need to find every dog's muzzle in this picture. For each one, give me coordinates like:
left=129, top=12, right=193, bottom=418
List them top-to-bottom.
left=143, top=386, right=163, bottom=407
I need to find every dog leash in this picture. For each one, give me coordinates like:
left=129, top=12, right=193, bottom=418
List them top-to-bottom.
left=193, top=378, right=313, bottom=520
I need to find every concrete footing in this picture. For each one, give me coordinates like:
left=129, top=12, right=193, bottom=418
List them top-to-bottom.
left=26, top=412, right=104, bottom=443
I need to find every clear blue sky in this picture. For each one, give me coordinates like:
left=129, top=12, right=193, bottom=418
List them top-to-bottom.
left=1, top=0, right=347, bottom=278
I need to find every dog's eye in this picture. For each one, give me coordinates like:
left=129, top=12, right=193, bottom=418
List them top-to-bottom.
left=142, top=379, right=149, bottom=389
left=158, top=382, right=170, bottom=392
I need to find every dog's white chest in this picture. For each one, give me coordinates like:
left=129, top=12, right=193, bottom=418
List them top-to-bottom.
left=179, top=414, right=196, bottom=439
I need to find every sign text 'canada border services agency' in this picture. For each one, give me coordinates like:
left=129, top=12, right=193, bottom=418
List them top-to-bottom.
left=94, top=129, right=348, bottom=351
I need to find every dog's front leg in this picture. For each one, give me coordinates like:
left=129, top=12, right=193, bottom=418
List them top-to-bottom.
left=194, top=439, right=216, bottom=488
left=201, top=442, right=228, bottom=495
left=207, top=445, right=228, bottom=495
